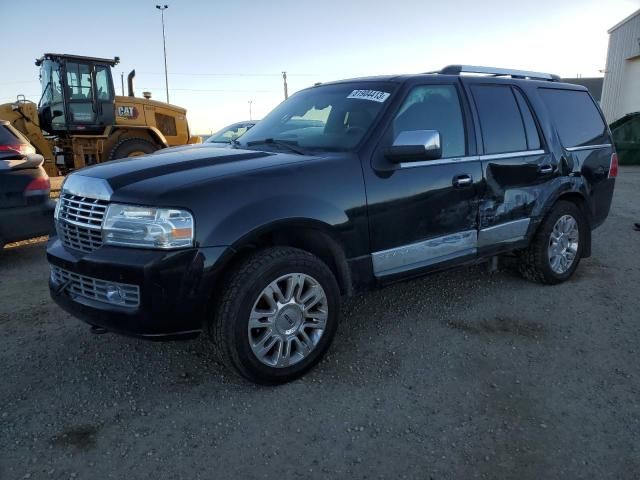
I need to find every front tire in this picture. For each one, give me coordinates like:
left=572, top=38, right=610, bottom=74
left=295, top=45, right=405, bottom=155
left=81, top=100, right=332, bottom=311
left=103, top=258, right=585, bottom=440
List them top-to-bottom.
left=517, top=200, right=585, bottom=284
left=209, top=247, right=340, bottom=385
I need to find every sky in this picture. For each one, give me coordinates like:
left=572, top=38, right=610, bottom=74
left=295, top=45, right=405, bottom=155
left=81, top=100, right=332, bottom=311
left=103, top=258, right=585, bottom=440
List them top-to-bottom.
left=0, top=0, right=638, bottom=134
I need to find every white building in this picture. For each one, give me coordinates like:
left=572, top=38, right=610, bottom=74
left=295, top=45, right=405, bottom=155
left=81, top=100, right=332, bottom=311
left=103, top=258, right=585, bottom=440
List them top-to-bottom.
left=601, top=9, right=640, bottom=123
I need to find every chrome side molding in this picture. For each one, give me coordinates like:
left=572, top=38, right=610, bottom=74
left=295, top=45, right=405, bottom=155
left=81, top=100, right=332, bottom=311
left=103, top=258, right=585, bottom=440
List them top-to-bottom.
left=372, top=218, right=531, bottom=277
left=477, top=218, right=530, bottom=247
left=372, top=230, right=477, bottom=277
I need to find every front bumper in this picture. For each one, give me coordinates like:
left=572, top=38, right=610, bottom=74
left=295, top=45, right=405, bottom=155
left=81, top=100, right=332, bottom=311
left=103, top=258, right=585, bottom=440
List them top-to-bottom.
left=47, top=236, right=229, bottom=339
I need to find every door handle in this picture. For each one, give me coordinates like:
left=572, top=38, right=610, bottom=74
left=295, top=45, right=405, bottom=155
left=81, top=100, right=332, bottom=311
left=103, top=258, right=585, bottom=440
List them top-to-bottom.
left=539, top=165, right=554, bottom=175
left=452, top=174, right=473, bottom=187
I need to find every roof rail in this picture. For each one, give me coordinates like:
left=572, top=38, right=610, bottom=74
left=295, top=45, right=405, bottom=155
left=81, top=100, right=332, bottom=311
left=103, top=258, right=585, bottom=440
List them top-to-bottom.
left=439, top=65, right=560, bottom=81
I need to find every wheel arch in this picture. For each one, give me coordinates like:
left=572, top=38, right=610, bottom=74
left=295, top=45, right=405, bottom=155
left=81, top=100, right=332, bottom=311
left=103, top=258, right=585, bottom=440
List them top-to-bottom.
left=103, top=126, right=168, bottom=159
left=532, top=187, right=592, bottom=259
left=213, top=219, right=354, bottom=298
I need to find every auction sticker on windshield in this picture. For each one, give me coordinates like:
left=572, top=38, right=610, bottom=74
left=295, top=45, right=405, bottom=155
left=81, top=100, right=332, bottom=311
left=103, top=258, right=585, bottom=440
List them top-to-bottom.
left=347, top=90, right=390, bottom=103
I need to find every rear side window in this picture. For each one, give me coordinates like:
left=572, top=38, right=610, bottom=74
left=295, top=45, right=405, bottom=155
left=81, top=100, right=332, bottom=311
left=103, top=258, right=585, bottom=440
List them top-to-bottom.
left=471, top=85, right=528, bottom=154
left=539, top=89, right=607, bottom=148
left=0, top=124, right=28, bottom=145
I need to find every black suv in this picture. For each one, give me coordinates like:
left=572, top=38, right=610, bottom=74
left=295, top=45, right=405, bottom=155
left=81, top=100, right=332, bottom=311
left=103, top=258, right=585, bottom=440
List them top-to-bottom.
left=47, top=65, right=617, bottom=384
left=0, top=121, right=55, bottom=248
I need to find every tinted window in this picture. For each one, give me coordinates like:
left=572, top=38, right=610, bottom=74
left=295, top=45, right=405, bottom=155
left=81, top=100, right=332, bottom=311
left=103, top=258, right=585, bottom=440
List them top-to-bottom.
left=393, top=85, right=465, bottom=158
left=471, top=85, right=527, bottom=154
left=513, top=89, right=541, bottom=150
left=539, top=89, right=607, bottom=148
left=0, top=124, right=30, bottom=145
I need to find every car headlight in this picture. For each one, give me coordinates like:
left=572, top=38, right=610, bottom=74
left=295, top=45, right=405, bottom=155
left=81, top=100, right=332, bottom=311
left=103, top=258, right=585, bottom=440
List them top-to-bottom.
left=102, top=204, right=194, bottom=249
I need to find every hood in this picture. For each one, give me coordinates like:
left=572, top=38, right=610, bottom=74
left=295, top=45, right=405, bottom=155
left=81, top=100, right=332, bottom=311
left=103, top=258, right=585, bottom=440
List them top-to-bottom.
left=154, top=142, right=230, bottom=154
left=69, top=146, right=315, bottom=204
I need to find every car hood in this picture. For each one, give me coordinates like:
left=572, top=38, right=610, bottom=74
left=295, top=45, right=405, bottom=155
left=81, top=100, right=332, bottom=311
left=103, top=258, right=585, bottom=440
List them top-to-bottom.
left=155, top=142, right=230, bottom=154
left=66, top=146, right=314, bottom=204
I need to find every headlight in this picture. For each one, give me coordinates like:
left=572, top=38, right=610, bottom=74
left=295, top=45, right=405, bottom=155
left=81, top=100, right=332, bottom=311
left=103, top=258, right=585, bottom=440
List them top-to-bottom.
left=102, top=204, right=194, bottom=249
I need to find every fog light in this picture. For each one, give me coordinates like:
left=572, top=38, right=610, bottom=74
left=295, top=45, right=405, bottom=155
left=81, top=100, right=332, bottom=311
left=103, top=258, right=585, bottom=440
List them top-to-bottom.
left=105, top=284, right=126, bottom=305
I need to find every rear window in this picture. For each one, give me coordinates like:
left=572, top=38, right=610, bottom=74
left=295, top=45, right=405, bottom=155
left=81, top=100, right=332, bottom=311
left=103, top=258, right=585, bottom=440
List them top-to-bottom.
left=539, top=89, right=608, bottom=148
left=0, top=124, right=28, bottom=145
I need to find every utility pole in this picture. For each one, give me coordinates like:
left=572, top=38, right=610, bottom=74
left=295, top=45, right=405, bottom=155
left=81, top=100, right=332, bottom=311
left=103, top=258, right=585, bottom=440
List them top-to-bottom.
left=156, top=4, right=170, bottom=103
left=282, top=71, right=288, bottom=100
left=120, top=72, right=125, bottom=96
left=248, top=100, right=253, bottom=120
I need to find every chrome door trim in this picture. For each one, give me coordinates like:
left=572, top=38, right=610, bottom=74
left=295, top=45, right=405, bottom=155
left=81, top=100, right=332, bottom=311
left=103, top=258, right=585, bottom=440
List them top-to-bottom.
left=564, top=144, right=612, bottom=152
left=398, top=149, right=546, bottom=169
left=479, top=149, right=545, bottom=161
left=399, top=155, right=480, bottom=169
left=478, top=218, right=530, bottom=247
left=372, top=230, right=477, bottom=277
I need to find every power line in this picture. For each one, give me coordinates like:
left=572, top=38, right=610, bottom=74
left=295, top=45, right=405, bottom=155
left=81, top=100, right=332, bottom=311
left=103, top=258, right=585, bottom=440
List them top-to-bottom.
left=137, top=71, right=318, bottom=77
left=139, top=87, right=277, bottom=93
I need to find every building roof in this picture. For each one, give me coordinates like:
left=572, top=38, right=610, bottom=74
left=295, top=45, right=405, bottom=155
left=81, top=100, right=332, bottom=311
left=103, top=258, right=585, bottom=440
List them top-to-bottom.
left=608, top=8, right=640, bottom=33
left=561, top=77, right=604, bottom=102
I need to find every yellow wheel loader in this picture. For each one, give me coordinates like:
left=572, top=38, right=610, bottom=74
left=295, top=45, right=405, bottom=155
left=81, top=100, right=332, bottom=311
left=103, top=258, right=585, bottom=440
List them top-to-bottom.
left=0, top=53, right=201, bottom=176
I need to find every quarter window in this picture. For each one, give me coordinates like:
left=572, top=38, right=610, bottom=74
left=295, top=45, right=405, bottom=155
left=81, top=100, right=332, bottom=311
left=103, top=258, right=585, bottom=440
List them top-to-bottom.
left=393, top=85, right=466, bottom=158
left=471, top=85, right=528, bottom=154
left=539, top=89, right=607, bottom=148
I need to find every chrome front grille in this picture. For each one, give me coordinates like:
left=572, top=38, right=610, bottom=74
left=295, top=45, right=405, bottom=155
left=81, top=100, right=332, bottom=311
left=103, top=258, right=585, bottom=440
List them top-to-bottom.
left=57, top=193, right=108, bottom=253
left=50, top=266, right=140, bottom=308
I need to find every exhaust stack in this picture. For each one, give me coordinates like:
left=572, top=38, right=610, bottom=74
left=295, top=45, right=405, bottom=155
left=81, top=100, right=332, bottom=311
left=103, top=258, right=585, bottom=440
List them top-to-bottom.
left=127, top=70, right=135, bottom=97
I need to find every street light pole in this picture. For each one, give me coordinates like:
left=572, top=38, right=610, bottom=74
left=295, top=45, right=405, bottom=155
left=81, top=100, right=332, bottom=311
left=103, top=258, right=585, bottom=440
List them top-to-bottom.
left=156, top=4, right=170, bottom=103
left=248, top=100, right=253, bottom=120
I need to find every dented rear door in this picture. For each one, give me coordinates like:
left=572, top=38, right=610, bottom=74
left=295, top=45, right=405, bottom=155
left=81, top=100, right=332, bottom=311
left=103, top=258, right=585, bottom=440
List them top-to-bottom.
left=464, top=79, right=555, bottom=255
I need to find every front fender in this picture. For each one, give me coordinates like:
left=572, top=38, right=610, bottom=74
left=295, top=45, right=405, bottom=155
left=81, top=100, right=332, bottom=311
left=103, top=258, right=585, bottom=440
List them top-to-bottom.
left=202, top=194, right=352, bottom=249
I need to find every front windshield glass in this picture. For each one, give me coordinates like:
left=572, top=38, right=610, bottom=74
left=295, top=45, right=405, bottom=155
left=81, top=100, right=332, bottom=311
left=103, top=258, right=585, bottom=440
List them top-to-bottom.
left=237, top=83, right=396, bottom=151
left=206, top=123, right=253, bottom=143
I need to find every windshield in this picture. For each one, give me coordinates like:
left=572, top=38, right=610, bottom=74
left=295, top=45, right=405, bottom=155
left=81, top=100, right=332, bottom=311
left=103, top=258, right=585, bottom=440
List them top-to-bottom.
left=237, top=83, right=396, bottom=151
left=206, top=122, right=254, bottom=143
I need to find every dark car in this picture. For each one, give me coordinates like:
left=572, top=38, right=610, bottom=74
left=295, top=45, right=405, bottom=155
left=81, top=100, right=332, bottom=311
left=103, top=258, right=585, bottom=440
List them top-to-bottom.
left=47, top=65, right=617, bottom=384
left=0, top=121, right=55, bottom=248
left=204, top=121, right=256, bottom=147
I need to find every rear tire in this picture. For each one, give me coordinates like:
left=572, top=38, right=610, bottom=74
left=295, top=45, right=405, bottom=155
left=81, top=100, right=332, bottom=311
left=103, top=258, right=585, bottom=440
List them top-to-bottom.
left=107, top=138, right=158, bottom=160
left=517, top=200, right=585, bottom=284
left=209, top=247, right=340, bottom=385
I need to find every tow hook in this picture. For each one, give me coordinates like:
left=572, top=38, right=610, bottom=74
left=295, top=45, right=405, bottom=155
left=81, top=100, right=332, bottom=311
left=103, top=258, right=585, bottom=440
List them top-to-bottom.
left=90, top=326, right=108, bottom=335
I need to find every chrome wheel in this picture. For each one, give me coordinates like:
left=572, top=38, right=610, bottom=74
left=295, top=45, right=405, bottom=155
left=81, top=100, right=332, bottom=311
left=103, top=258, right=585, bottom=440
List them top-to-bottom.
left=548, top=214, right=579, bottom=274
left=248, top=273, right=328, bottom=368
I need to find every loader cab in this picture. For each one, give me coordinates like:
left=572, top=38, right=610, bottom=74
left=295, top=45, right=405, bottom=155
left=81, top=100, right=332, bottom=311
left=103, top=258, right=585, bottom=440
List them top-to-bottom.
left=36, top=53, right=118, bottom=135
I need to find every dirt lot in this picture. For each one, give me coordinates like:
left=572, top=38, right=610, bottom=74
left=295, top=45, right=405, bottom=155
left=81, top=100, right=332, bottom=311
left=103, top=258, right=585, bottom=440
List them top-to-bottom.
left=1, top=168, right=639, bottom=480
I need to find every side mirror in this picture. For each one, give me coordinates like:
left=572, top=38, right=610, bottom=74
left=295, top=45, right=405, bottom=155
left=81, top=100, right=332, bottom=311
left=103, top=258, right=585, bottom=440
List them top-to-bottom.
left=385, top=130, right=442, bottom=163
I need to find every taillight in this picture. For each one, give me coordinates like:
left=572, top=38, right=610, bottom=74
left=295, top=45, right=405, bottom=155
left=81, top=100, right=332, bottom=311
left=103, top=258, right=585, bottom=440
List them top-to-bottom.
left=0, top=144, right=36, bottom=155
left=608, top=153, right=618, bottom=179
left=24, top=176, right=51, bottom=196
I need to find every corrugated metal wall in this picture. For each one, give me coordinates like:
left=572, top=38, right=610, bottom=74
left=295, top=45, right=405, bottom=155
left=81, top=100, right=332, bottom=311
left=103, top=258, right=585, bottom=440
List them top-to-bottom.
left=601, top=11, right=640, bottom=123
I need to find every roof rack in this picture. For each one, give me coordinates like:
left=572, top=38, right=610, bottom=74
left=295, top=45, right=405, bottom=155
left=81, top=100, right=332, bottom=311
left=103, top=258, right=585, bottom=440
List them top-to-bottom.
left=438, top=65, right=560, bottom=82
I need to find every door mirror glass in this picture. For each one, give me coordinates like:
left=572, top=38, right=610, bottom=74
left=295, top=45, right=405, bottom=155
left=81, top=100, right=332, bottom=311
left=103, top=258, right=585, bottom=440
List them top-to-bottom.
left=385, top=130, right=442, bottom=162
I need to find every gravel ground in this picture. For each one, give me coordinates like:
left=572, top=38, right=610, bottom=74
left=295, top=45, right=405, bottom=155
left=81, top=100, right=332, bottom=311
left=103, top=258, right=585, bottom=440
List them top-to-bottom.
left=1, top=167, right=639, bottom=480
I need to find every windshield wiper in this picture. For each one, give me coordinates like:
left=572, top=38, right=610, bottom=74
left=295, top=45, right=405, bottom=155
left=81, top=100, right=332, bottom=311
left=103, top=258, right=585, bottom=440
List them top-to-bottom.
left=245, top=138, right=307, bottom=155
